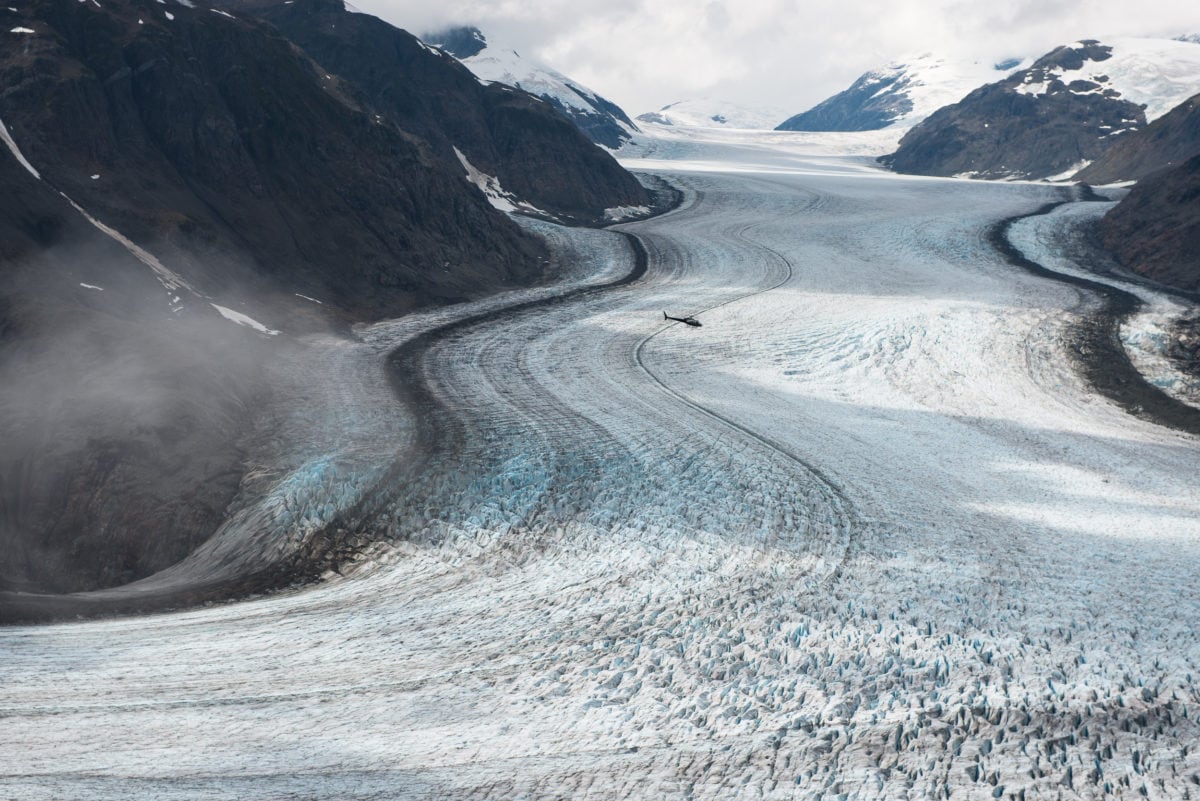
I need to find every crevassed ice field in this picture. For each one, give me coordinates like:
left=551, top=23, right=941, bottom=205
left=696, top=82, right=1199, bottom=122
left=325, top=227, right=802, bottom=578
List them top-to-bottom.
left=3, top=127, right=1199, bottom=801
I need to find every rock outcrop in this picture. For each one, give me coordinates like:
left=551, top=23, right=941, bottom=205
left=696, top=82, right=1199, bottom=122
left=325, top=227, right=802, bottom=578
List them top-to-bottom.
left=248, top=8, right=648, bottom=218
left=1076, top=93, right=1200, bottom=184
left=1100, top=153, right=1200, bottom=292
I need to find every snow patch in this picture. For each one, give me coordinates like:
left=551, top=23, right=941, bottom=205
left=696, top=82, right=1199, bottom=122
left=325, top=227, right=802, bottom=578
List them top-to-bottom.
left=209, top=8, right=233, bottom=17
left=163, top=10, right=173, bottom=20
left=9, top=25, right=34, bottom=33
left=0, top=116, right=40, bottom=179
left=453, top=147, right=550, bottom=217
left=1043, top=160, right=1091, bottom=182
left=59, top=191, right=195, bottom=294
left=603, top=205, right=650, bottom=222
left=78, top=283, right=104, bottom=291
left=295, top=293, right=323, bottom=304
left=210, top=304, right=280, bottom=336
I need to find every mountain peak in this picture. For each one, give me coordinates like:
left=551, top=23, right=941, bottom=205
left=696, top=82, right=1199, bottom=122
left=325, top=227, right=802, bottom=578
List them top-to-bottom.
left=424, top=24, right=487, bottom=60
left=423, top=25, right=638, bottom=149
left=881, top=36, right=1200, bottom=180
left=1030, top=40, right=1113, bottom=71
left=776, top=52, right=1025, bottom=133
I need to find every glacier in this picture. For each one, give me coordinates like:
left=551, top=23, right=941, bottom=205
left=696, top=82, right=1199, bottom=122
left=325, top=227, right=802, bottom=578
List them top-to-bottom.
left=2, top=128, right=1198, bottom=800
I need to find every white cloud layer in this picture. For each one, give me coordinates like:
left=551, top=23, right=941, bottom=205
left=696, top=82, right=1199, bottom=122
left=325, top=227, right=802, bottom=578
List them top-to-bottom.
left=350, top=0, right=1200, bottom=118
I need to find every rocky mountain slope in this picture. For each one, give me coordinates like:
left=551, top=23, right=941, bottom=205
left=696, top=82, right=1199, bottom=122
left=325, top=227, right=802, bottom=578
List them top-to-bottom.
left=0, top=0, right=650, bottom=607
left=2, top=0, right=549, bottom=322
left=238, top=7, right=648, bottom=221
left=424, top=25, right=639, bottom=151
left=882, top=38, right=1200, bottom=179
left=776, top=53, right=1023, bottom=132
left=1074, top=91, right=1200, bottom=293
left=1076, top=92, right=1200, bottom=183
left=0, top=126, right=265, bottom=597
left=1099, top=152, right=1200, bottom=292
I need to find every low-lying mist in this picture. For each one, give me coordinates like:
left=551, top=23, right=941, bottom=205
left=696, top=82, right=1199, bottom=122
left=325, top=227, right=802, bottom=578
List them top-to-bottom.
left=0, top=245, right=278, bottom=596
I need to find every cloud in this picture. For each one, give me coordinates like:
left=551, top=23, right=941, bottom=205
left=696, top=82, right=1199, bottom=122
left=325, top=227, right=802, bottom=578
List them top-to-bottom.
left=353, top=0, right=1200, bottom=116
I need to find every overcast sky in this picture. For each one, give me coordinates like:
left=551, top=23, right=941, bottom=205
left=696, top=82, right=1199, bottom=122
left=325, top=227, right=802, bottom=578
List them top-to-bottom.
left=350, top=0, right=1199, bottom=115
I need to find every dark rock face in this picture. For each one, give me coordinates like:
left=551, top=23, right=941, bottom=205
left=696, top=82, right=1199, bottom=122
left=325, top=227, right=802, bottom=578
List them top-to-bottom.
left=2, top=0, right=549, bottom=321
left=3, top=0, right=618, bottom=602
left=252, top=9, right=648, bottom=219
left=881, top=41, right=1147, bottom=179
left=776, top=71, right=913, bottom=132
left=1076, top=93, right=1200, bottom=183
left=1101, top=153, right=1200, bottom=292
left=1166, top=310, right=1200, bottom=378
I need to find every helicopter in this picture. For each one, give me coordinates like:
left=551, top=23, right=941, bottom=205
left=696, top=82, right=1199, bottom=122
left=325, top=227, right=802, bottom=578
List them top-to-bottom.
left=663, top=311, right=702, bottom=327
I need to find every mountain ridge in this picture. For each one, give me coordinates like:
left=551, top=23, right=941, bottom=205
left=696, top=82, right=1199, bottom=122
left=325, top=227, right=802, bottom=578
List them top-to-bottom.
left=424, top=24, right=640, bottom=150
left=881, top=38, right=1200, bottom=180
left=776, top=53, right=1024, bottom=133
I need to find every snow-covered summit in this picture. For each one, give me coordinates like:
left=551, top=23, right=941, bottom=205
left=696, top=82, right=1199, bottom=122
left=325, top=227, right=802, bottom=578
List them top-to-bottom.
left=424, top=26, right=637, bottom=149
left=884, top=36, right=1200, bottom=181
left=1019, top=36, right=1200, bottom=122
left=776, top=52, right=1029, bottom=133
left=636, top=98, right=788, bottom=131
